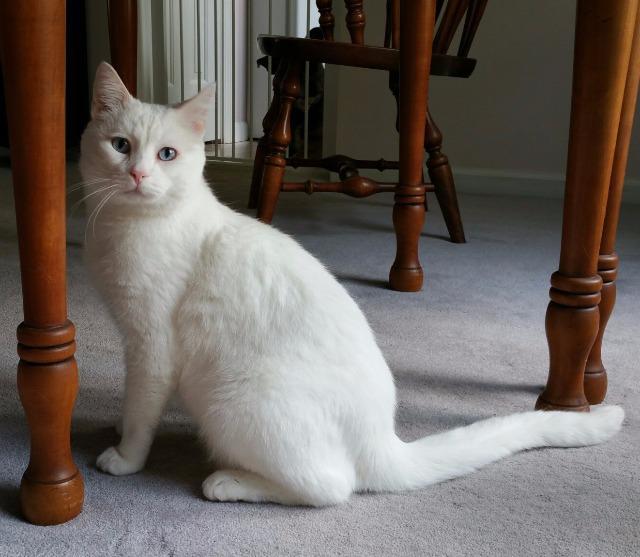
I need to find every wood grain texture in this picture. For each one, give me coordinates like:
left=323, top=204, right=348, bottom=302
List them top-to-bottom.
left=0, top=0, right=84, bottom=524
left=537, top=0, right=639, bottom=411
left=585, top=4, right=640, bottom=405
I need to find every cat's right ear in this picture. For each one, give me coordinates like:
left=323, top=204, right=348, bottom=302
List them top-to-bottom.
left=91, top=62, right=131, bottom=119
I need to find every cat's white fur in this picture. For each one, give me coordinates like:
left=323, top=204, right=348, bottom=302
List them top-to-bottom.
left=80, top=62, right=624, bottom=506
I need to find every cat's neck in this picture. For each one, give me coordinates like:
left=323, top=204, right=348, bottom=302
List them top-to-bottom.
left=86, top=176, right=225, bottom=248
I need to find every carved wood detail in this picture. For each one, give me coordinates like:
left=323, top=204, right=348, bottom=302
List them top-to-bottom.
left=316, top=0, right=335, bottom=41
left=344, top=0, right=366, bottom=45
left=537, top=0, right=638, bottom=411
left=584, top=4, right=640, bottom=404
left=257, top=58, right=303, bottom=223
left=282, top=177, right=434, bottom=197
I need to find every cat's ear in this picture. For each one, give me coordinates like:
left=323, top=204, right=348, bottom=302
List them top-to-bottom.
left=91, top=62, right=132, bottom=119
left=176, top=85, right=215, bottom=136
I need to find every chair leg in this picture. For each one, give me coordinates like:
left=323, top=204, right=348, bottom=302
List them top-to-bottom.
left=0, top=0, right=84, bottom=524
left=389, top=0, right=435, bottom=292
left=584, top=5, right=640, bottom=405
left=257, top=58, right=302, bottom=224
left=248, top=60, right=287, bottom=210
left=425, top=110, right=466, bottom=243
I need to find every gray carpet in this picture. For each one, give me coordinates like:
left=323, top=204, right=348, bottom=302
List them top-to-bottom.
left=1, top=163, right=638, bottom=557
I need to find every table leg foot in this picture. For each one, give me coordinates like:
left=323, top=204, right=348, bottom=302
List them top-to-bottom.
left=20, top=473, right=84, bottom=526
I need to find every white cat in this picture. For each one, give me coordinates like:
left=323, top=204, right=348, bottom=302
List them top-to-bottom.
left=80, top=62, right=623, bottom=506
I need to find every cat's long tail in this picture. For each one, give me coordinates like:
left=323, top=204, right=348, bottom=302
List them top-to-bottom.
left=365, top=405, right=624, bottom=492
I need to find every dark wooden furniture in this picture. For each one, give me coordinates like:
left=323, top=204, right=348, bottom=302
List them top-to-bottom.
left=0, top=0, right=137, bottom=525
left=1, top=0, right=638, bottom=525
left=249, top=0, right=489, bottom=292
left=536, top=1, right=640, bottom=411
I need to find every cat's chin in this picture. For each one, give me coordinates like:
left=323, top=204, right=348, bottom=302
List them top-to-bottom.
left=117, top=187, right=163, bottom=203
left=108, top=188, right=176, bottom=214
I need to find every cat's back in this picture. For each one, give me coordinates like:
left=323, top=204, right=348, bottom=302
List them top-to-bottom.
left=180, top=208, right=374, bottom=359
left=196, top=209, right=350, bottom=311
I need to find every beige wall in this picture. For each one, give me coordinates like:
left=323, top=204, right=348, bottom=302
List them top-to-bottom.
left=325, top=1, right=640, bottom=197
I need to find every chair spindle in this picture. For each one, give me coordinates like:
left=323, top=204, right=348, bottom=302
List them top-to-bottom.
left=316, top=0, right=335, bottom=41
left=345, top=0, right=365, bottom=45
left=385, top=0, right=400, bottom=49
left=433, top=0, right=470, bottom=54
left=457, top=0, right=488, bottom=57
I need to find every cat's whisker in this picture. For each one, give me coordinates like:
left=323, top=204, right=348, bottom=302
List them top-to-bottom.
left=66, top=178, right=111, bottom=195
left=69, top=184, right=119, bottom=215
left=84, top=189, right=115, bottom=245
left=90, top=190, right=119, bottom=240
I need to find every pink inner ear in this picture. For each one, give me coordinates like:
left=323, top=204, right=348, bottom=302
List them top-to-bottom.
left=193, top=121, right=205, bottom=134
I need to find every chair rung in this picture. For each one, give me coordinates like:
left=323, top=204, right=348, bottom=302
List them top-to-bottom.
left=287, top=155, right=399, bottom=173
left=282, top=177, right=434, bottom=198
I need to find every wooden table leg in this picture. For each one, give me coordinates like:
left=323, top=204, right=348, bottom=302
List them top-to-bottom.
left=0, top=0, right=84, bottom=524
left=108, top=0, right=138, bottom=95
left=389, top=0, right=435, bottom=292
left=536, top=0, right=638, bottom=411
left=584, top=5, right=640, bottom=405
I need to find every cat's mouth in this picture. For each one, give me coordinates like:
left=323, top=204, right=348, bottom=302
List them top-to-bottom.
left=125, top=184, right=147, bottom=196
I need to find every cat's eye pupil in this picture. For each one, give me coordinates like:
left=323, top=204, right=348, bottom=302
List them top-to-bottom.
left=111, top=137, right=130, bottom=154
left=158, top=147, right=177, bottom=161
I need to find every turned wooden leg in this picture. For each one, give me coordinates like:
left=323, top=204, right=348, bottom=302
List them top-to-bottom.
left=0, top=0, right=84, bottom=524
left=108, top=0, right=138, bottom=95
left=316, top=0, right=335, bottom=41
left=389, top=0, right=435, bottom=292
left=536, top=0, right=638, bottom=412
left=344, top=1, right=366, bottom=45
left=585, top=5, right=640, bottom=405
left=257, top=57, right=302, bottom=224
left=249, top=60, right=287, bottom=210
left=425, top=110, right=466, bottom=243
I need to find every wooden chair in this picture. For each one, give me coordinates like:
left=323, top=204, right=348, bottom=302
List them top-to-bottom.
left=249, top=0, right=489, bottom=291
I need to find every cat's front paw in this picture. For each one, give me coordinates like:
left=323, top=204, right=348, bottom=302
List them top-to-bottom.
left=96, top=446, right=144, bottom=476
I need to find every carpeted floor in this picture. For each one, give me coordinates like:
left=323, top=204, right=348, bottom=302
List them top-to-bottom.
left=1, top=163, right=638, bottom=557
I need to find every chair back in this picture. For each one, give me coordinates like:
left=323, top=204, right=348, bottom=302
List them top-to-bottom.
left=316, top=0, right=487, bottom=58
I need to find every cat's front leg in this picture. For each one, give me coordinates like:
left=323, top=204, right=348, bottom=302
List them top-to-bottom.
left=97, top=346, right=174, bottom=476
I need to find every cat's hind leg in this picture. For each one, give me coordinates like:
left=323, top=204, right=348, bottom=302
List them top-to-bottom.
left=202, top=467, right=353, bottom=507
left=203, top=470, right=294, bottom=504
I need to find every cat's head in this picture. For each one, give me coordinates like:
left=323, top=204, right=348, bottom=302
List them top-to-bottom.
left=80, top=62, right=214, bottom=211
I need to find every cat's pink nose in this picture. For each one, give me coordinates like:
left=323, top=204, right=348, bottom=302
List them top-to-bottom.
left=130, top=169, right=149, bottom=186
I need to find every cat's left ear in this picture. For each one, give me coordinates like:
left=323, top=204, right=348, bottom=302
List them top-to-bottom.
left=91, top=62, right=132, bottom=119
left=177, top=85, right=215, bottom=136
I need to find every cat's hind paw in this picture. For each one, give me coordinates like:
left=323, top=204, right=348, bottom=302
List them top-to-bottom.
left=96, top=446, right=144, bottom=476
left=202, top=470, right=282, bottom=503
left=202, top=470, right=245, bottom=502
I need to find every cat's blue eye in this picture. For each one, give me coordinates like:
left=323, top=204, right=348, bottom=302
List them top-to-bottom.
left=111, top=137, right=130, bottom=154
left=158, top=147, right=177, bottom=161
